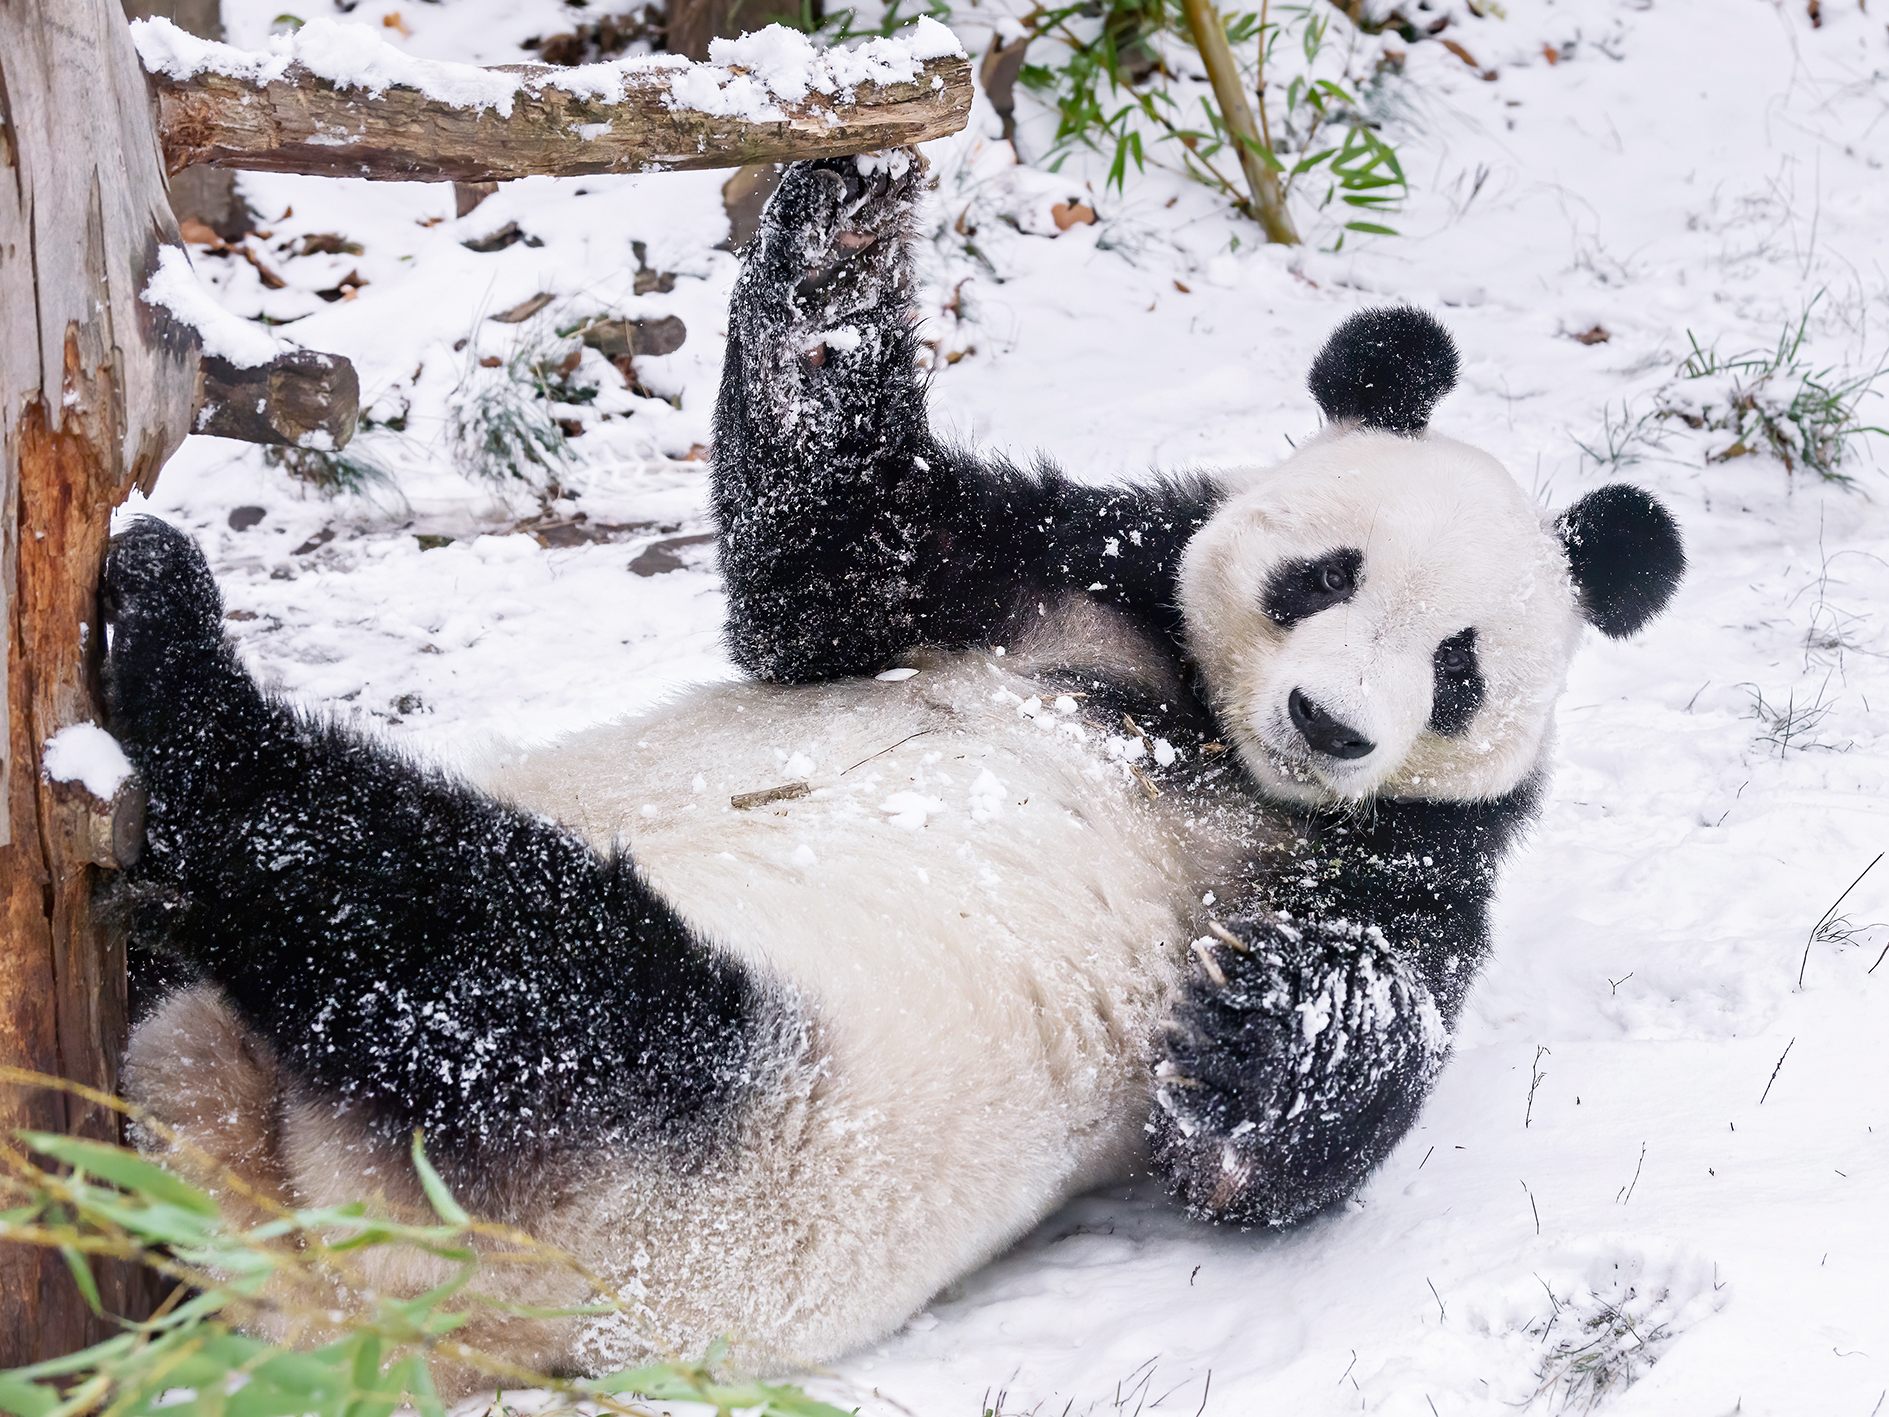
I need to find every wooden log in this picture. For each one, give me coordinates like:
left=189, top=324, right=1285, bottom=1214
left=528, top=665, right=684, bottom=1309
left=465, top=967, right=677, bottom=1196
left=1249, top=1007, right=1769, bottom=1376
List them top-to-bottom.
left=0, top=0, right=200, bottom=1363
left=122, top=0, right=252, bottom=238
left=140, top=21, right=973, bottom=183
left=195, top=350, right=362, bottom=449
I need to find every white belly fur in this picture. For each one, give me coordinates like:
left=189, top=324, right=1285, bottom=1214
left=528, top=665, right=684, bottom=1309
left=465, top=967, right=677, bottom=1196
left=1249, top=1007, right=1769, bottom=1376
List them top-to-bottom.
left=476, top=645, right=1242, bottom=1369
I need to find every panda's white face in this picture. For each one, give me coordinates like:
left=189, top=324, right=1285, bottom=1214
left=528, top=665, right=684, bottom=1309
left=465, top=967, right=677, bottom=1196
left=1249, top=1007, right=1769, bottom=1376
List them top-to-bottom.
left=1179, top=429, right=1587, bottom=807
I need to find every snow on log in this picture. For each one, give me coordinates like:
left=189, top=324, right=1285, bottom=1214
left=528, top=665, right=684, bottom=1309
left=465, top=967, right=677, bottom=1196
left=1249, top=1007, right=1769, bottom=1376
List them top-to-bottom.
left=136, top=16, right=973, bottom=183
left=141, top=246, right=362, bottom=448
left=41, top=724, right=145, bottom=871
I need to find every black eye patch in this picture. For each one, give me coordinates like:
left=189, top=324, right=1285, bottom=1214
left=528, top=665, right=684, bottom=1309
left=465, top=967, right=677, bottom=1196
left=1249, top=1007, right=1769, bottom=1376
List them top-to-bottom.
left=1262, top=547, right=1363, bottom=627
left=1429, top=627, right=1484, bottom=736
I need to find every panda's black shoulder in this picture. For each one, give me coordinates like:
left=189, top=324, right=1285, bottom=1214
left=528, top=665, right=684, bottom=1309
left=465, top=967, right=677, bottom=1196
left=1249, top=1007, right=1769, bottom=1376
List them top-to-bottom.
left=1307, top=307, right=1459, bottom=436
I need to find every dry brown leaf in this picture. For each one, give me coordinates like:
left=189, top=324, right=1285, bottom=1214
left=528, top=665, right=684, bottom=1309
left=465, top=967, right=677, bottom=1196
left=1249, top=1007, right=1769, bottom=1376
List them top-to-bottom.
left=381, top=11, right=413, bottom=37
left=1542, top=43, right=1560, bottom=64
left=1051, top=200, right=1096, bottom=232
left=178, top=218, right=225, bottom=248
left=490, top=291, right=556, bottom=324
left=1573, top=325, right=1611, bottom=346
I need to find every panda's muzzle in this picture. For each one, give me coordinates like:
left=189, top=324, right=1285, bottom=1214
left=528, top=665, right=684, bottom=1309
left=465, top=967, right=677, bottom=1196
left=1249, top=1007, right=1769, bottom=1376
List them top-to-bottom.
left=1287, top=688, right=1376, bottom=761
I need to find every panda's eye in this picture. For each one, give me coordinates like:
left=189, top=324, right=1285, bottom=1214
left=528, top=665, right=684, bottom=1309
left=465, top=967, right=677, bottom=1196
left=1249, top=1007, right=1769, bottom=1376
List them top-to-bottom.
left=1263, top=547, right=1363, bottom=626
left=1429, top=628, right=1485, bottom=736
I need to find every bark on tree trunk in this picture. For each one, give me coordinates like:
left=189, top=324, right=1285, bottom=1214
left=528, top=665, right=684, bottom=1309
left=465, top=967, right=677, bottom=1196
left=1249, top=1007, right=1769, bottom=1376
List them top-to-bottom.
left=0, top=0, right=200, bottom=1363
left=122, top=0, right=252, bottom=238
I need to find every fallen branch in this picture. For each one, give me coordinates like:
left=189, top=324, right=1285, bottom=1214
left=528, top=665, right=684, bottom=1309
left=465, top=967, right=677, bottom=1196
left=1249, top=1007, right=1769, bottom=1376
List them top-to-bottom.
left=137, top=16, right=974, bottom=183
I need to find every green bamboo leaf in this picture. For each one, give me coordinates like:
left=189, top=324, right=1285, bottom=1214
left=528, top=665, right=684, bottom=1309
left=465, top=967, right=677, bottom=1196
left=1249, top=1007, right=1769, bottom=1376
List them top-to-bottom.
left=1345, top=220, right=1399, bottom=235
left=18, top=1133, right=217, bottom=1218
left=407, top=1134, right=467, bottom=1227
left=83, top=1196, right=222, bottom=1249
left=57, top=1246, right=102, bottom=1318
left=0, top=1332, right=138, bottom=1381
left=388, top=1355, right=444, bottom=1417
left=0, top=1374, right=58, bottom=1417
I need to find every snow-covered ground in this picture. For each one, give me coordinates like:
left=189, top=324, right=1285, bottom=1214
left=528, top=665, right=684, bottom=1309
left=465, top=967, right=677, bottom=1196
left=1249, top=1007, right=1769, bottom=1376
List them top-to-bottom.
left=138, top=0, right=1889, bottom=1412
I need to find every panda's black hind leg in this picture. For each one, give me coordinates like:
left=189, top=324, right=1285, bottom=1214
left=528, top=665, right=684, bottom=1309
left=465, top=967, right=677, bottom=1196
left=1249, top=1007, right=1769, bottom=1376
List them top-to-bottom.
left=103, top=517, right=275, bottom=884
left=101, top=519, right=789, bottom=1164
left=1151, top=913, right=1449, bottom=1228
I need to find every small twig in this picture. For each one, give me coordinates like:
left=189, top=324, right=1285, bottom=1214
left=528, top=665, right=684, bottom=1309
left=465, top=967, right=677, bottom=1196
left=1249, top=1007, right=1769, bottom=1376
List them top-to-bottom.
left=838, top=728, right=933, bottom=777
left=729, top=780, right=810, bottom=811
left=1800, top=851, right=1884, bottom=988
left=1205, top=919, right=1252, bottom=954
left=1190, top=940, right=1229, bottom=987
left=1759, top=1037, right=1796, bottom=1105
left=1525, top=1044, right=1551, bottom=1127
left=1616, top=1142, right=1647, bottom=1204
left=1520, top=1178, right=1540, bottom=1235
left=1426, top=1277, right=1446, bottom=1323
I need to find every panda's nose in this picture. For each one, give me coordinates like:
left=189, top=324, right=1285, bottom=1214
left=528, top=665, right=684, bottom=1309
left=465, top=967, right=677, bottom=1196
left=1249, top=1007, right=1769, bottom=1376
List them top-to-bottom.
left=1288, top=689, right=1376, bottom=760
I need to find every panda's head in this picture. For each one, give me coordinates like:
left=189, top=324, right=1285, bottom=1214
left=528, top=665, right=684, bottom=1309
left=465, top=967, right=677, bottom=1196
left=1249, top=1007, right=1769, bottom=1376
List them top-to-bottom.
left=1178, top=306, right=1686, bottom=807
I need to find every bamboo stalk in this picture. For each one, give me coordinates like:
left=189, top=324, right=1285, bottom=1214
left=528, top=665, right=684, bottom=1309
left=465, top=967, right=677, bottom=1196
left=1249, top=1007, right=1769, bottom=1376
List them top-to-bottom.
left=1177, top=0, right=1300, bottom=244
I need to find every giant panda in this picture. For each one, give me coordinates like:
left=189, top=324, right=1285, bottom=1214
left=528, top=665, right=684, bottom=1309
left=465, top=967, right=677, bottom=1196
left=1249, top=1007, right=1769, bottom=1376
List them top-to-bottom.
left=109, top=152, right=1685, bottom=1392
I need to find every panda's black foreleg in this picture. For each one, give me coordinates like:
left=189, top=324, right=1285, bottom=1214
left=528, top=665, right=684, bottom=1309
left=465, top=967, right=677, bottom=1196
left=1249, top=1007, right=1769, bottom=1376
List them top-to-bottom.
left=713, top=152, right=962, bottom=682
left=715, top=156, right=1224, bottom=681
left=104, top=517, right=790, bottom=1163
left=1151, top=789, right=1539, bottom=1227
left=1150, top=911, right=1454, bottom=1228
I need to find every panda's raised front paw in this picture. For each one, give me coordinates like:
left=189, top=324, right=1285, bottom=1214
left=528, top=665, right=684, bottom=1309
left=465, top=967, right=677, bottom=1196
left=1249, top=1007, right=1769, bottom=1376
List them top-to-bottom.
left=759, top=152, right=922, bottom=318
left=102, top=517, right=233, bottom=748
left=1152, top=911, right=1448, bottom=1229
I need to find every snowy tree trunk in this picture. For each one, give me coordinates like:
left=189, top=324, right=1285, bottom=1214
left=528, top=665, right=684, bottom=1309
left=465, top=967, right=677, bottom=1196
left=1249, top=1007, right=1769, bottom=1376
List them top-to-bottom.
left=0, top=0, right=200, bottom=1362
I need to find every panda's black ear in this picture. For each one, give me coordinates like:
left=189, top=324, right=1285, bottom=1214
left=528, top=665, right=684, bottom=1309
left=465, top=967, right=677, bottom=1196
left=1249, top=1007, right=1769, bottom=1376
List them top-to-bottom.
left=1307, top=306, right=1459, bottom=436
left=1555, top=484, right=1686, bottom=639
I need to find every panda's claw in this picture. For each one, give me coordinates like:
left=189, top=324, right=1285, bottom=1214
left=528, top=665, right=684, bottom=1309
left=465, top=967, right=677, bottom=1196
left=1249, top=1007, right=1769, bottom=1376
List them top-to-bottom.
left=766, top=152, right=923, bottom=311
left=1152, top=912, right=1448, bottom=1228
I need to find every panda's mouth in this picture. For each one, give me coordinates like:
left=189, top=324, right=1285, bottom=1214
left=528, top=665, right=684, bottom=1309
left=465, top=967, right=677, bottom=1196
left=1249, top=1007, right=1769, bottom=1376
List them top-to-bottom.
left=1250, top=712, right=1382, bottom=801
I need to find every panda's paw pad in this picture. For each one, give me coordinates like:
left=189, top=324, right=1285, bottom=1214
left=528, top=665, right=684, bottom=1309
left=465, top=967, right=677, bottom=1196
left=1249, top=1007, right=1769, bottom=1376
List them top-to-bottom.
left=774, top=152, right=922, bottom=304
left=103, top=518, right=227, bottom=736
left=1152, top=913, right=1447, bottom=1226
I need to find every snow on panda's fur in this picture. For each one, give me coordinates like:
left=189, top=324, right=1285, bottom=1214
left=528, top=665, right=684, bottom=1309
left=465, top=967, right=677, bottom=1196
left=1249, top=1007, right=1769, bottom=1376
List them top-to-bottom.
left=109, top=154, right=1685, bottom=1392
